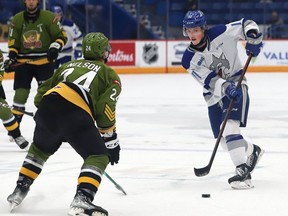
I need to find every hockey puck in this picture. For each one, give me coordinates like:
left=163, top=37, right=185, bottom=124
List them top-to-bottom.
left=201, top=194, right=211, bottom=198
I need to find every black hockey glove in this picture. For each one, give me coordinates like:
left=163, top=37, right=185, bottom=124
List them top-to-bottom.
left=245, top=32, right=263, bottom=57
left=47, top=42, right=62, bottom=62
left=4, top=51, right=18, bottom=73
left=223, top=81, right=242, bottom=103
left=103, top=131, right=120, bottom=165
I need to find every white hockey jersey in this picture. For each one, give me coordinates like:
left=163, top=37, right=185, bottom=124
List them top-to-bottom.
left=58, top=18, right=83, bottom=59
left=182, top=18, right=260, bottom=107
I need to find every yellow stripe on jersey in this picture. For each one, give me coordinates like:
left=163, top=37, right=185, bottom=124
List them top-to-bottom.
left=56, top=38, right=66, bottom=48
left=8, top=40, right=16, bottom=47
left=17, top=58, right=49, bottom=65
left=44, top=82, right=94, bottom=120
left=104, top=104, right=115, bottom=122
left=11, top=109, right=24, bottom=115
left=5, top=122, right=18, bottom=131
left=98, top=125, right=116, bottom=133
left=20, top=167, right=39, bottom=180
left=78, top=176, right=100, bottom=188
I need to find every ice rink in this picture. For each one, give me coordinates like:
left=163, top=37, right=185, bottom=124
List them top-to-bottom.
left=1, top=72, right=288, bottom=216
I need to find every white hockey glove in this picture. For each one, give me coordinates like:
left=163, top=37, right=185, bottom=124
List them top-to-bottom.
left=103, top=131, right=120, bottom=165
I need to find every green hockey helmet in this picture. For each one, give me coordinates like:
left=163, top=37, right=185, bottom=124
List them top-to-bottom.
left=82, top=32, right=111, bottom=61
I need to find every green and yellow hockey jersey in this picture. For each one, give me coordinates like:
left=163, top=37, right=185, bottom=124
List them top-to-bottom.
left=8, top=10, right=67, bottom=65
left=0, top=50, right=4, bottom=87
left=35, top=59, right=122, bottom=132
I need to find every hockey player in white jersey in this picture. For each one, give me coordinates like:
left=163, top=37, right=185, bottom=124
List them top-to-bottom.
left=50, top=4, right=83, bottom=69
left=181, top=10, right=264, bottom=189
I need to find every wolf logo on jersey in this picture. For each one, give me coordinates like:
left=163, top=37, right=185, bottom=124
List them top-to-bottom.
left=209, top=53, right=230, bottom=78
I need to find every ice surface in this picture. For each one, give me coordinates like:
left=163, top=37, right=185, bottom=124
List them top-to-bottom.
left=1, top=73, right=288, bottom=216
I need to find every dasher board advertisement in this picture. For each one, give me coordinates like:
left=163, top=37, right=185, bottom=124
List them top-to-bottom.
left=136, top=41, right=166, bottom=67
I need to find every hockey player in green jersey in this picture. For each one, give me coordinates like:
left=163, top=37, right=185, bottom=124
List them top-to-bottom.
left=4, top=0, right=67, bottom=135
left=7, top=32, right=121, bottom=216
left=0, top=50, right=29, bottom=150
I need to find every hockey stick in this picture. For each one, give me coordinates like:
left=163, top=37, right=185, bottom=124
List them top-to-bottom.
left=194, top=54, right=253, bottom=177
left=9, top=57, right=48, bottom=70
left=0, top=96, right=126, bottom=194
left=0, top=101, right=126, bottom=194
left=0, top=102, right=34, bottom=117
left=104, top=172, right=127, bottom=195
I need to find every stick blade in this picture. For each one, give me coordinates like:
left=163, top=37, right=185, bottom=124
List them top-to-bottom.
left=194, top=166, right=210, bottom=177
left=104, top=172, right=127, bottom=195
left=116, top=185, right=127, bottom=195
left=10, top=202, right=18, bottom=212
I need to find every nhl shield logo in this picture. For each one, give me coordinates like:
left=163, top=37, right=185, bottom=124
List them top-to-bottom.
left=142, top=43, right=158, bottom=64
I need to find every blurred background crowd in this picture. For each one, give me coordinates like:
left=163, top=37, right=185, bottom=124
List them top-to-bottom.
left=0, top=0, right=287, bottom=40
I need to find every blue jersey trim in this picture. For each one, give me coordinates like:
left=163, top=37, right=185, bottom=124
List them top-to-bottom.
left=63, top=19, right=74, bottom=27
left=207, top=24, right=227, bottom=42
left=181, top=47, right=195, bottom=69
left=204, top=71, right=218, bottom=90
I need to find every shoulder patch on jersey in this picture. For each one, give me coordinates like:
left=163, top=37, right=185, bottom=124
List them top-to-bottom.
left=207, top=24, right=227, bottom=42
left=113, top=80, right=121, bottom=88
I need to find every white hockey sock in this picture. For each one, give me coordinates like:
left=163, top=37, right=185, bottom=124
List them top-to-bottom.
left=225, top=134, right=247, bottom=166
left=245, top=140, right=254, bottom=156
left=229, top=146, right=246, bottom=166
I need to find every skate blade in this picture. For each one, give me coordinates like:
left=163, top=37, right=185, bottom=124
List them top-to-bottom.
left=8, top=136, right=14, bottom=142
left=24, top=144, right=30, bottom=152
left=230, top=180, right=254, bottom=190
left=10, top=202, right=18, bottom=212
left=68, top=208, right=107, bottom=216
left=68, top=208, right=88, bottom=216
left=68, top=212, right=106, bottom=216
left=91, top=213, right=107, bottom=216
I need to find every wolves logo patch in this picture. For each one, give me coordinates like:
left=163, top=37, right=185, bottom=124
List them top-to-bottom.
left=209, top=53, right=230, bottom=78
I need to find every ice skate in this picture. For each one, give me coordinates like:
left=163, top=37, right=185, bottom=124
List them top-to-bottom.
left=8, top=131, right=14, bottom=142
left=9, top=135, right=14, bottom=142
left=14, top=135, right=29, bottom=150
left=246, top=144, right=264, bottom=173
left=228, top=164, right=254, bottom=189
left=7, top=178, right=31, bottom=212
left=68, top=190, right=108, bottom=216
